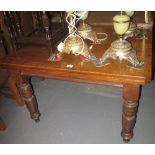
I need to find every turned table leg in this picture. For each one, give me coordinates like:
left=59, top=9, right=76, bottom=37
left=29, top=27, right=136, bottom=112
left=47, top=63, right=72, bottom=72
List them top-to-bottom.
left=11, top=72, right=41, bottom=122
left=18, top=81, right=41, bottom=122
left=121, top=84, right=141, bottom=142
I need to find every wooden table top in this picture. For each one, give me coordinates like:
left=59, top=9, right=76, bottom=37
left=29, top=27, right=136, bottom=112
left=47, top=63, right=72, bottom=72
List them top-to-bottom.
left=0, top=25, right=153, bottom=86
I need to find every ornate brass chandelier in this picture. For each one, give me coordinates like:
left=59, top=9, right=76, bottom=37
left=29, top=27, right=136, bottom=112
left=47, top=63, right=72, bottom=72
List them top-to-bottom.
left=49, top=11, right=107, bottom=65
left=99, top=12, right=144, bottom=68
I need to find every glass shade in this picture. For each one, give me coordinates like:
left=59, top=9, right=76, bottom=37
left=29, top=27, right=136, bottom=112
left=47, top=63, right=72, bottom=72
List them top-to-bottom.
left=76, top=11, right=89, bottom=20
left=125, top=11, right=135, bottom=17
left=113, top=15, right=130, bottom=35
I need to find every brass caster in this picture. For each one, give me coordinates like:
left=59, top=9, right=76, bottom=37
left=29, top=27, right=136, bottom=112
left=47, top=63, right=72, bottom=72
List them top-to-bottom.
left=31, top=112, right=41, bottom=122
left=35, top=118, right=40, bottom=123
left=121, top=131, right=133, bottom=143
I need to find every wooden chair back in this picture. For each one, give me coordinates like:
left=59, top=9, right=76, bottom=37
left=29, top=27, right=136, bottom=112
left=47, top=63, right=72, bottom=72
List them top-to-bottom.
left=2, top=11, right=66, bottom=56
left=0, top=23, right=24, bottom=106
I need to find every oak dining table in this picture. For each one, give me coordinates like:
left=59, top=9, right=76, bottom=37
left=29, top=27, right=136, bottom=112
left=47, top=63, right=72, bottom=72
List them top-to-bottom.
left=0, top=24, right=153, bottom=142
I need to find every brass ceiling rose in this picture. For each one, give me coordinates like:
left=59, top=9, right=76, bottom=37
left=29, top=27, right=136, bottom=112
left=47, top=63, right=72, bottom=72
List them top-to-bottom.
left=63, top=35, right=83, bottom=55
left=111, top=39, right=132, bottom=52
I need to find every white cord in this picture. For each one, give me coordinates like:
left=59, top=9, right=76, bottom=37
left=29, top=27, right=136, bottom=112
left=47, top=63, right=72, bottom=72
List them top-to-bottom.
left=64, top=13, right=85, bottom=55
left=65, top=13, right=77, bottom=35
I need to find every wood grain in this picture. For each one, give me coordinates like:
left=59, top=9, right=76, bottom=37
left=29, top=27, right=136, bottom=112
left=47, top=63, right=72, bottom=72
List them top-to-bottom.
left=0, top=25, right=152, bottom=85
